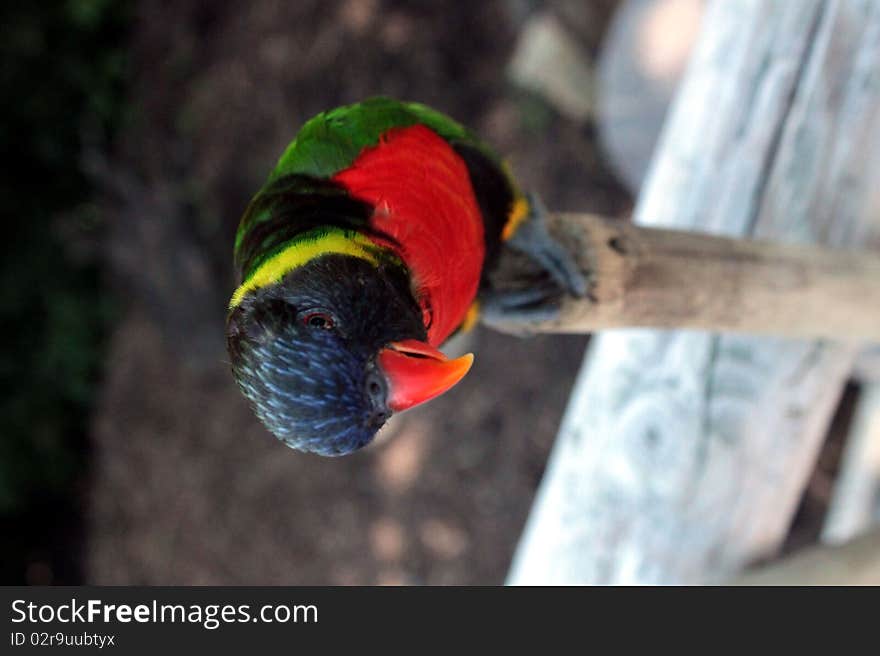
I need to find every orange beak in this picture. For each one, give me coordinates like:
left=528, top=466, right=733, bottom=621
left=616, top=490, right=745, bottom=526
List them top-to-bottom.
left=377, top=340, right=474, bottom=412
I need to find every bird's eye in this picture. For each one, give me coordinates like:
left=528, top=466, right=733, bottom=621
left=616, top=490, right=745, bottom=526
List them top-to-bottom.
left=302, top=311, right=335, bottom=330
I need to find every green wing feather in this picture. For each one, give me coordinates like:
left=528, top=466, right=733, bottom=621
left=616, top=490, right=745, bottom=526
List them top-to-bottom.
left=269, top=97, right=502, bottom=182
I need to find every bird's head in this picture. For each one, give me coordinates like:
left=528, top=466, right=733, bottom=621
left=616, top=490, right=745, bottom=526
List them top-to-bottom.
left=226, top=254, right=473, bottom=456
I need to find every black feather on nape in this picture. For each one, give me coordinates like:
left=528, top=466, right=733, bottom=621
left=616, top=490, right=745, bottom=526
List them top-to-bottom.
left=452, top=142, right=515, bottom=276
left=235, top=174, right=401, bottom=281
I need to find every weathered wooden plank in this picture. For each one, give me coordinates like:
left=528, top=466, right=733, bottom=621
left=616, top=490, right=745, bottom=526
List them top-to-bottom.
left=508, top=0, right=880, bottom=584
left=854, top=346, right=880, bottom=383
left=822, top=384, right=880, bottom=543
left=733, top=528, right=880, bottom=585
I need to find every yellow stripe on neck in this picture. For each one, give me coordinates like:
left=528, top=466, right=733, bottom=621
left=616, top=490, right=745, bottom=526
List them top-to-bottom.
left=229, top=230, right=381, bottom=308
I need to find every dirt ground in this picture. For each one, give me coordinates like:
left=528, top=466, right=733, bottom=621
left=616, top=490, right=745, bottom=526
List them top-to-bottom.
left=85, top=0, right=632, bottom=584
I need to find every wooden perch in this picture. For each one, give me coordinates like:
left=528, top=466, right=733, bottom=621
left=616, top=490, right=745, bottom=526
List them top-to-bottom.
left=489, top=213, right=880, bottom=341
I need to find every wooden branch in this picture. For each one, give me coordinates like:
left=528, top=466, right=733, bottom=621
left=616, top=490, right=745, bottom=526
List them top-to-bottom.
left=488, top=213, right=880, bottom=341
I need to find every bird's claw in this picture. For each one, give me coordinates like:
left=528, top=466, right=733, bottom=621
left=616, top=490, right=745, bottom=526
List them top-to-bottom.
left=506, top=192, right=588, bottom=299
left=479, top=193, right=589, bottom=331
left=480, top=280, right=563, bottom=328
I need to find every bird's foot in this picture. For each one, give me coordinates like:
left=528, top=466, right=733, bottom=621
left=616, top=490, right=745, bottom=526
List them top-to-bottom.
left=481, top=193, right=588, bottom=331
left=506, top=193, right=588, bottom=299
left=480, top=280, right=564, bottom=328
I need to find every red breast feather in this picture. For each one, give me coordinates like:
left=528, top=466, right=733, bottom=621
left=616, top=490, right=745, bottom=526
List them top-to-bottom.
left=333, top=125, right=485, bottom=346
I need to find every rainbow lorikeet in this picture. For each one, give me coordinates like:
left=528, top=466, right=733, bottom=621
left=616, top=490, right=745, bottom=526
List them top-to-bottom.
left=227, top=97, right=585, bottom=456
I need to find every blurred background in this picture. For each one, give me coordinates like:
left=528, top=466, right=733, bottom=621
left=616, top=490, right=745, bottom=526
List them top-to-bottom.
left=3, top=0, right=849, bottom=585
